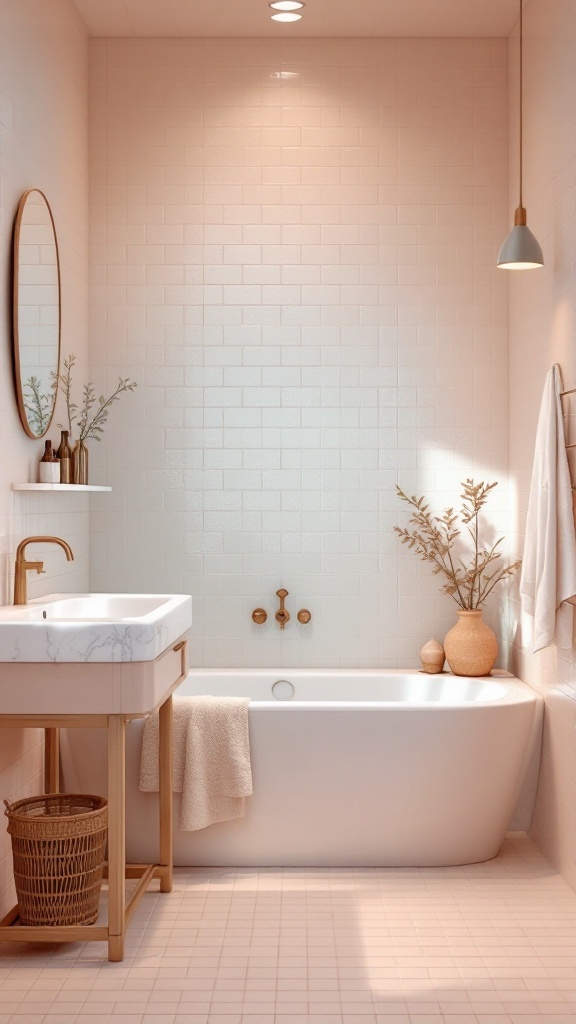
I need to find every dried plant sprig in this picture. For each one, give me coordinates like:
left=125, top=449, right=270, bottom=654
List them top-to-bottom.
left=52, top=353, right=136, bottom=443
left=52, top=354, right=78, bottom=436
left=23, top=375, right=52, bottom=435
left=78, top=377, right=137, bottom=442
left=395, top=480, right=521, bottom=610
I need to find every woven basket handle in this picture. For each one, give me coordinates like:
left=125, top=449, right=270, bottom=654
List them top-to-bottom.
left=3, top=799, right=11, bottom=816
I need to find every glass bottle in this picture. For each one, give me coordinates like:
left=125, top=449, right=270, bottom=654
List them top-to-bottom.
left=57, top=430, right=72, bottom=484
left=72, top=439, right=89, bottom=485
left=38, top=440, right=59, bottom=484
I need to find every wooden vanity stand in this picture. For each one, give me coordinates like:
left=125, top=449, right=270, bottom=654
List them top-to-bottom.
left=0, top=639, right=188, bottom=962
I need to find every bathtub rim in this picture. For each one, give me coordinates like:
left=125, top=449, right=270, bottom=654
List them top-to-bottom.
left=177, top=667, right=538, bottom=711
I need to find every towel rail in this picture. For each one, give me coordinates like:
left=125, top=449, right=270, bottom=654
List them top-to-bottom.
left=553, top=368, right=576, bottom=491
left=558, top=371, right=576, bottom=488
left=559, top=378, right=576, bottom=437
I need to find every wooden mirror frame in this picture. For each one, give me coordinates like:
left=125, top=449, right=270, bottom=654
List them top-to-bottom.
left=12, top=188, right=61, bottom=439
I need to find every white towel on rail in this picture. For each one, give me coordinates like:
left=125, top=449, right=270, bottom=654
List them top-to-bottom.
left=520, top=364, right=576, bottom=652
left=139, top=695, right=252, bottom=831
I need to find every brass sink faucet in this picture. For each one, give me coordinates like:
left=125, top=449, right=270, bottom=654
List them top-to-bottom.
left=14, top=536, right=74, bottom=605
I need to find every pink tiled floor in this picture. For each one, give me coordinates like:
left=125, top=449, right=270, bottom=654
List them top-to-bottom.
left=1, top=834, right=576, bottom=1024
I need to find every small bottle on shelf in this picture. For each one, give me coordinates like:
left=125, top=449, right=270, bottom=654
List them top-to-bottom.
left=56, top=430, right=72, bottom=483
left=38, top=440, right=60, bottom=484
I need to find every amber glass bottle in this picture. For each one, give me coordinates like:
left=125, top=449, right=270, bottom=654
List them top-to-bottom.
left=57, top=430, right=72, bottom=483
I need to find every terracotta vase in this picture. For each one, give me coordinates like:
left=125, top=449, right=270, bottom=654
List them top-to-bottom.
left=72, top=440, right=89, bottom=485
left=443, top=609, right=497, bottom=677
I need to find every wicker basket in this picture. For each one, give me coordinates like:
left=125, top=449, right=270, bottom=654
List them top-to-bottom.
left=4, top=793, right=108, bottom=927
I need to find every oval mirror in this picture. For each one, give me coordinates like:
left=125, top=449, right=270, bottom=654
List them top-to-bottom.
left=12, top=189, right=61, bottom=438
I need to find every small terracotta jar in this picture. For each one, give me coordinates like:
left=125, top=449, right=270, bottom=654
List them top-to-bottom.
left=443, top=609, right=497, bottom=677
left=420, top=639, right=445, bottom=674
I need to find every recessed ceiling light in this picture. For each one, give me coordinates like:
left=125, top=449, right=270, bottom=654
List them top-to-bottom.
left=269, top=1, right=305, bottom=10
left=271, top=11, right=302, bottom=21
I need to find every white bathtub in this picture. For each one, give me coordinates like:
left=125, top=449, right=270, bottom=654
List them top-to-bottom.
left=62, top=669, right=542, bottom=867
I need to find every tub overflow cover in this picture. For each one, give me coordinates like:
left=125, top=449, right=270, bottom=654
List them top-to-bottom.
left=272, top=679, right=295, bottom=701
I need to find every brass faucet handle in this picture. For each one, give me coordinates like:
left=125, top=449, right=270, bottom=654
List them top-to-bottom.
left=21, top=560, right=44, bottom=575
left=276, top=588, right=288, bottom=599
left=252, top=608, right=267, bottom=625
left=297, top=609, right=311, bottom=624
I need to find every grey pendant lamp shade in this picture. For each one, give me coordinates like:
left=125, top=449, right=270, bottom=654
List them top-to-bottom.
left=497, top=0, right=544, bottom=270
left=497, top=208, right=544, bottom=269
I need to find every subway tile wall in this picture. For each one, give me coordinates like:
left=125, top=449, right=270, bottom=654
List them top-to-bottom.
left=0, top=0, right=89, bottom=916
left=507, top=1, right=576, bottom=889
left=89, top=36, right=510, bottom=668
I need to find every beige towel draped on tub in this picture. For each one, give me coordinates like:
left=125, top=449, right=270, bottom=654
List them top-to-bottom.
left=139, top=695, right=252, bottom=831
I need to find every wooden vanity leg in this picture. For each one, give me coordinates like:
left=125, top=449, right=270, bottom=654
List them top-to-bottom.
left=158, top=695, right=173, bottom=893
left=107, top=715, right=126, bottom=962
left=44, top=728, right=60, bottom=793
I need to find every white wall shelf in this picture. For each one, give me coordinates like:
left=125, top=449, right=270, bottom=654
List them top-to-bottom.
left=12, top=483, right=112, bottom=492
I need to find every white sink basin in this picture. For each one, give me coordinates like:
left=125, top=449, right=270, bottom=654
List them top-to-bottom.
left=0, top=593, right=192, bottom=663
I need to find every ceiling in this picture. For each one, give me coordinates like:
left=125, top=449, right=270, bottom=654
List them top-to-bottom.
left=72, top=0, right=520, bottom=39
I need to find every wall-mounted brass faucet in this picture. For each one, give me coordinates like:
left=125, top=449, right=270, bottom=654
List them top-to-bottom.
left=14, top=536, right=74, bottom=605
left=251, top=589, right=312, bottom=629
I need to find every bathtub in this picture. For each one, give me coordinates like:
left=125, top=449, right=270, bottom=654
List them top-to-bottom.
left=62, top=669, right=542, bottom=867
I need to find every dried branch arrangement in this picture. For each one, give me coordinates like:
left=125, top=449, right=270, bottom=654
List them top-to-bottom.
left=53, top=354, right=137, bottom=442
left=395, top=479, right=521, bottom=610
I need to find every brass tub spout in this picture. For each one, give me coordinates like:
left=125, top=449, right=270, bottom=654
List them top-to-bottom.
left=275, top=588, right=290, bottom=629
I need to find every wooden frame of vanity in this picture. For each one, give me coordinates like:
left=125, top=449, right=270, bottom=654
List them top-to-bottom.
left=0, top=638, right=188, bottom=962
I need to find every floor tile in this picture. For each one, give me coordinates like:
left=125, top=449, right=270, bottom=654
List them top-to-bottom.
left=2, top=836, right=576, bottom=1024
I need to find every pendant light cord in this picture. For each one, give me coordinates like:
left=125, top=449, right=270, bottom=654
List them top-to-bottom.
left=496, top=0, right=544, bottom=266
left=519, top=0, right=523, bottom=209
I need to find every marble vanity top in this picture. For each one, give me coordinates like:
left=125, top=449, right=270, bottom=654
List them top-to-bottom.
left=0, top=593, right=192, bottom=662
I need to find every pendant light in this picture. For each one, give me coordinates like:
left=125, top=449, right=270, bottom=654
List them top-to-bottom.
left=497, top=0, right=544, bottom=269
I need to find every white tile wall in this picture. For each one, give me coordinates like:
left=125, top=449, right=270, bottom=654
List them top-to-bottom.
left=0, top=0, right=89, bottom=916
left=507, top=0, right=576, bottom=890
left=90, top=36, right=510, bottom=669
